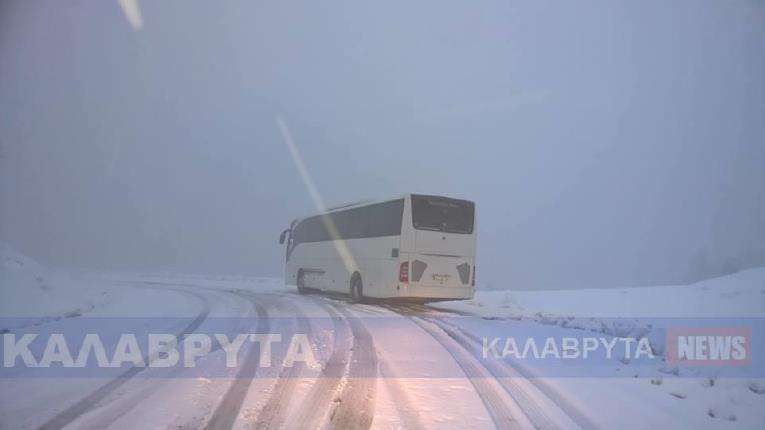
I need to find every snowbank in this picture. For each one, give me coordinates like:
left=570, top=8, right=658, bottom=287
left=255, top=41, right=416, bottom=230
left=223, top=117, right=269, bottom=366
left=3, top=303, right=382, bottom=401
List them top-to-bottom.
left=0, top=242, right=115, bottom=323
left=0, top=243, right=219, bottom=325
left=435, top=267, right=765, bottom=319
left=432, top=268, right=765, bottom=364
left=431, top=269, right=765, bottom=428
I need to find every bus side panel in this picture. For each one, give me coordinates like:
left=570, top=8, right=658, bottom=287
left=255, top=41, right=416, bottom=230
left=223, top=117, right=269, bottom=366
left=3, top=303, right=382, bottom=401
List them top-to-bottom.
left=320, top=235, right=400, bottom=298
left=350, top=235, right=401, bottom=298
left=286, top=236, right=401, bottom=297
left=324, top=240, right=351, bottom=293
left=286, top=241, right=332, bottom=290
left=285, top=259, right=297, bottom=286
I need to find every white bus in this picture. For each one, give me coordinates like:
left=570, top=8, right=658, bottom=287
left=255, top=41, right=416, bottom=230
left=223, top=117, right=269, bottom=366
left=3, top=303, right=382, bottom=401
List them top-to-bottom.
left=278, top=194, right=476, bottom=302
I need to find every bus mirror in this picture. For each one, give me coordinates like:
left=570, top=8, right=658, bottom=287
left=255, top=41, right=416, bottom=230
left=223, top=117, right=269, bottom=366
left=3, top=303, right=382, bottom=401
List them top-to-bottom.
left=279, top=229, right=289, bottom=245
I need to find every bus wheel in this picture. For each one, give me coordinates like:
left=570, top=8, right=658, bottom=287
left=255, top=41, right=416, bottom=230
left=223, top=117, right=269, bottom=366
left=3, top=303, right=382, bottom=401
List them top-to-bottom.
left=297, top=269, right=308, bottom=295
left=349, top=273, right=364, bottom=303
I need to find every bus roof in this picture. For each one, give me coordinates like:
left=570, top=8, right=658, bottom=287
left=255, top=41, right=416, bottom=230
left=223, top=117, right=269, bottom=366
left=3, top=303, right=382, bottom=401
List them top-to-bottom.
left=290, top=193, right=473, bottom=225
left=291, top=194, right=408, bottom=224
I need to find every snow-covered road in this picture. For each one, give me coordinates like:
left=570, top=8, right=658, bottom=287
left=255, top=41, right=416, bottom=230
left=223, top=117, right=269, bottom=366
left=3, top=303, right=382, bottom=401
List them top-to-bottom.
left=2, top=243, right=764, bottom=429
left=3, top=276, right=530, bottom=429
left=32, top=278, right=524, bottom=429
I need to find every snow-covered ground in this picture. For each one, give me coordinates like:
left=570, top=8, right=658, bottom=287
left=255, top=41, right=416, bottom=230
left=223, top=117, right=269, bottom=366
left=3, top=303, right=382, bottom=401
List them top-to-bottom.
left=1, top=242, right=763, bottom=428
left=1, top=242, right=112, bottom=320
left=0, top=243, right=200, bottom=322
left=435, top=268, right=765, bottom=318
left=432, top=270, right=765, bottom=427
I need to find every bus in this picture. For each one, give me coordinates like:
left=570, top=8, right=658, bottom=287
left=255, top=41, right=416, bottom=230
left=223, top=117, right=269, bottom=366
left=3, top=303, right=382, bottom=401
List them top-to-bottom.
left=278, top=194, right=476, bottom=302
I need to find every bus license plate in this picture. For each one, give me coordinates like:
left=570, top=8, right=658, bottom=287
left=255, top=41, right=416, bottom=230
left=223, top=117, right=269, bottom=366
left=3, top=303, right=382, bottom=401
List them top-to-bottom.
left=431, top=274, right=450, bottom=284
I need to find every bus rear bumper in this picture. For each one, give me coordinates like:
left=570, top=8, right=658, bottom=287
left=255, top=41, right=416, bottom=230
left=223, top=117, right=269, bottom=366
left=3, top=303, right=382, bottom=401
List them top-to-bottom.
left=396, top=283, right=474, bottom=301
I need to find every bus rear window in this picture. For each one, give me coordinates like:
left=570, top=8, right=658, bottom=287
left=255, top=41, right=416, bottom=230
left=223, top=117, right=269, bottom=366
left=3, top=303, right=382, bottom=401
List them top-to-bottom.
left=411, top=195, right=474, bottom=234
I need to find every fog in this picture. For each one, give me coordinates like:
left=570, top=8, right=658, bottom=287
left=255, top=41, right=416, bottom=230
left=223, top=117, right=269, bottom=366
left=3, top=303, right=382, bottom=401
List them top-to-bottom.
left=1, top=1, right=763, bottom=289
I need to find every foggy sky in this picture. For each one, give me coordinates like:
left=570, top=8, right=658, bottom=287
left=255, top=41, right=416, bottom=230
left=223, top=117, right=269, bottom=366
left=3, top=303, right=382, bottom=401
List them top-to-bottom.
left=1, top=0, right=763, bottom=289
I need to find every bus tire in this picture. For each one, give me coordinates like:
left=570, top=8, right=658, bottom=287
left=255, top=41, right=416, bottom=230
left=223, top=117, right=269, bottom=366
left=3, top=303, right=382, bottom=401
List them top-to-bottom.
left=297, top=269, right=308, bottom=295
left=349, top=273, right=364, bottom=303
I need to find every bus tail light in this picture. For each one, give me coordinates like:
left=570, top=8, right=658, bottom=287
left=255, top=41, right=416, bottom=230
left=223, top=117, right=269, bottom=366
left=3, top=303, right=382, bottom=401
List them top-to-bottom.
left=412, top=260, right=427, bottom=282
left=399, top=261, right=409, bottom=283
left=456, top=263, right=470, bottom=284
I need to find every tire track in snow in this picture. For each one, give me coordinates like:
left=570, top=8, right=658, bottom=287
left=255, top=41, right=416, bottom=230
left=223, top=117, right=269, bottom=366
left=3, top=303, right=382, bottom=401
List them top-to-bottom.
left=116, top=281, right=276, bottom=430
left=67, top=283, right=261, bottom=429
left=38, top=285, right=212, bottom=430
left=204, top=290, right=270, bottom=430
left=251, top=297, right=313, bottom=429
left=287, top=297, right=378, bottom=429
left=289, top=297, right=354, bottom=428
left=306, top=297, right=425, bottom=430
left=325, top=301, right=377, bottom=430
left=343, top=301, right=426, bottom=429
left=389, top=304, right=597, bottom=430
left=385, top=305, right=530, bottom=430
left=422, top=312, right=596, bottom=430
left=375, top=354, right=426, bottom=430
